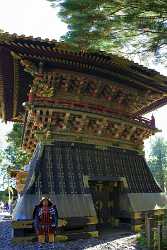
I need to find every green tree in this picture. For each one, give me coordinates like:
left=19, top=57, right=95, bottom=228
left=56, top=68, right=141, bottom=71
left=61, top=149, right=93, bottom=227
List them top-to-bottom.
left=47, top=0, right=167, bottom=63
left=0, top=123, right=30, bottom=190
left=4, top=123, right=30, bottom=169
left=7, top=123, right=23, bottom=147
left=147, top=137, right=167, bottom=191
left=0, top=190, right=8, bottom=202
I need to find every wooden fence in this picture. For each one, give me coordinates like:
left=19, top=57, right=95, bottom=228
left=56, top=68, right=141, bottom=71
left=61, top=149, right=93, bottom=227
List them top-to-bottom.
left=144, top=214, right=167, bottom=250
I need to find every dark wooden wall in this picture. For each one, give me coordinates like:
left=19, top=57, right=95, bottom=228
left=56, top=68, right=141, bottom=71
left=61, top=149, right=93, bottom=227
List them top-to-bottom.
left=25, top=141, right=161, bottom=195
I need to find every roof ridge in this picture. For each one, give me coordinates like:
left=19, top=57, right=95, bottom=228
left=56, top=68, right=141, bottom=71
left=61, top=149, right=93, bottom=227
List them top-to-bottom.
left=0, top=31, right=58, bottom=44
left=0, top=32, right=166, bottom=80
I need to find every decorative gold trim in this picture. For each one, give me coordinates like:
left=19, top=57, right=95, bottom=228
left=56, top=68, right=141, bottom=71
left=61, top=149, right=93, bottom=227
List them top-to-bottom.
left=11, top=51, right=21, bottom=60
left=20, top=59, right=37, bottom=75
left=35, top=130, right=144, bottom=153
left=83, top=175, right=90, bottom=188
left=121, top=177, right=129, bottom=189
left=154, top=209, right=165, bottom=216
left=132, top=212, right=142, bottom=220
left=87, top=217, right=98, bottom=225
left=58, top=219, right=68, bottom=227
left=12, top=220, right=33, bottom=229
left=131, top=224, right=142, bottom=233
left=88, top=231, right=99, bottom=238
left=54, top=235, right=68, bottom=242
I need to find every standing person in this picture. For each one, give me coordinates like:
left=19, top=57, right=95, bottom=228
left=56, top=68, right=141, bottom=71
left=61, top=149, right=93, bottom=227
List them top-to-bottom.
left=33, top=198, right=58, bottom=243
left=4, top=202, right=9, bottom=212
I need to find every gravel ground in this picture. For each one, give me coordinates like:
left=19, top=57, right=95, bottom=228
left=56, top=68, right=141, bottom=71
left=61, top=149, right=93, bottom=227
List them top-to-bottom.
left=0, top=221, right=147, bottom=250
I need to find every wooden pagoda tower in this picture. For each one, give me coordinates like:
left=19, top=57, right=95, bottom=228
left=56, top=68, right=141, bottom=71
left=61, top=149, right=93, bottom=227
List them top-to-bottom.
left=0, top=32, right=167, bottom=242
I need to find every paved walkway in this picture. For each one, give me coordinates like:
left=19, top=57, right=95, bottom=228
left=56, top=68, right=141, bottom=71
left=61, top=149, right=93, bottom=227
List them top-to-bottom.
left=0, top=212, right=11, bottom=221
left=0, top=221, right=147, bottom=250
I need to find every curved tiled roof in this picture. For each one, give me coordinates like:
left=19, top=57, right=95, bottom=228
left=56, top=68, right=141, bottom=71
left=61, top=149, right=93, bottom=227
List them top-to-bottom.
left=0, top=32, right=167, bottom=121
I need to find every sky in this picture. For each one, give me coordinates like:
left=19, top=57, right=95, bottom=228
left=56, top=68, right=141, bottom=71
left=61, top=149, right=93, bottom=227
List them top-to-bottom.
left=0, top=0, right=166, bottom=155
left=0, top=0, right=67, bottom=149
left=0, top=0, right=67, bottom=40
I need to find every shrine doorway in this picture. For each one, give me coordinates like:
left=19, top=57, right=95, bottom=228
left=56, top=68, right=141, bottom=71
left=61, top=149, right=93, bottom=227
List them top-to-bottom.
left=89, top=177, right=123, bottom=227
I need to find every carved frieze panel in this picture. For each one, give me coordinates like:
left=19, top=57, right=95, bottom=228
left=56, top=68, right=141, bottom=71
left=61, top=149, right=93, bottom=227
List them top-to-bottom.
left=29, top=70, right=163, bottom=115
left=23, top=105, right=157, bottom=153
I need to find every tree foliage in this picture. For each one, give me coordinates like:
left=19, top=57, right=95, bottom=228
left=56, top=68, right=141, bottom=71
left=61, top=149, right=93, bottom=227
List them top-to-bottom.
left=47, top=0, right=167, bottom=63
left=0, top=123, right=30, bottom=190
left=4, top=123, right=30, bottom=169
left=147, top=137, right=167, bottom=191
left=0, top=190, right=8, bottom=202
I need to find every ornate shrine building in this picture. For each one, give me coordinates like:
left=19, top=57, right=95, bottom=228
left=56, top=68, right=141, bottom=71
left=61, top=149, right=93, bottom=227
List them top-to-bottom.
left=0, top=33, right=167, bottom=242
